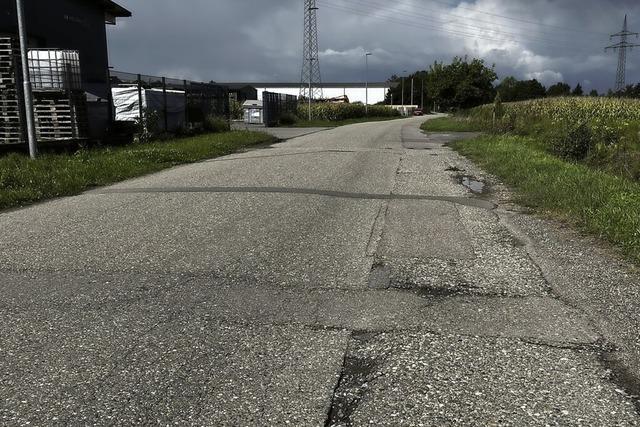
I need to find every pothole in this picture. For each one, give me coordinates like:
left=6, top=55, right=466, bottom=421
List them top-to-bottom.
left=458, top=175, right=488, bottom=194
left=325, top=332, right=383, bottom=427
left=600, top=350, right=640, bottom=413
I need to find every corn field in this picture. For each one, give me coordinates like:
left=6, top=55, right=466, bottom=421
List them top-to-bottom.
left=464, top=97, right=640, bottom=180
left=468, top=97, right=640, bottom=129
left=297, top=103, right=400, bottom=121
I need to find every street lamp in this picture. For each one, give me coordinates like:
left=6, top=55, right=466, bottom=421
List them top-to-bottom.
left=15, top=0, right=37, bottom=158
left=364, top=51, right=372, bottom=115
left=308, top=56, right=316, bottom=121
left=401, top=70, right=407, bottom=107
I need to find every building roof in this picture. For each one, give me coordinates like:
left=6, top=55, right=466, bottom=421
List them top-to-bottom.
left=95, top=0, right=132, bottom=17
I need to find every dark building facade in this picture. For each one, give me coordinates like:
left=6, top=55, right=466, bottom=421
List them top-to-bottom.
left=0, top=0, right=130, bottom=139
left=0, top=0, right=131, bottom=99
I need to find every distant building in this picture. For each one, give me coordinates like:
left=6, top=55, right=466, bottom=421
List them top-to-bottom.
left=0, top=0, right=131, bottom=139
left=219, top=82, right=397, bottom=105
left=227, top=84, right=258, bottom=104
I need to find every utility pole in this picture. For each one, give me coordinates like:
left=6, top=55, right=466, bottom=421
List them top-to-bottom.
left=15, top=0, right=37, bottom=158
left=300, top=0, right=322, bottom=118
left=606, top=15, right=639, bottom=93
left=365, top=51, right=371, bottom=115
left=401, top=70, right=407, bottom=107
left=410, top=77, right=414, bottom=106
left=421, top=78, right=424, bottom=109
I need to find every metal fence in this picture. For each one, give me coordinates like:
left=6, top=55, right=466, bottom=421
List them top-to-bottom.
left=28, top=49, right=82, bottom=91
left=109, top=71, right=229, bottom=132
left=262, top=91, right=298, bottom=127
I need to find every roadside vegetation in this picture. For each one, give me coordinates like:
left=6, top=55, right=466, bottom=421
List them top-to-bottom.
left=429, top=96, right=640, bottom=263
left=274, top=102, right=402, bottom=128
left=288, top=116, right=402, bottom=128
left=421, top=116, right=482, bottom=132
left=0, top=131, right=276, bottom=211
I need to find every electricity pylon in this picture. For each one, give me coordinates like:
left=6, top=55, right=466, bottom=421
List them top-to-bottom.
left=300, top=0, right=323, bottom=101
left=605, top=15, right=639, bottom=93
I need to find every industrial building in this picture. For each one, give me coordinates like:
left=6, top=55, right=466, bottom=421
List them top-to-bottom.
left=0, top=0, right=131, bottom=143
left=220, top=82, right=396, bottom=105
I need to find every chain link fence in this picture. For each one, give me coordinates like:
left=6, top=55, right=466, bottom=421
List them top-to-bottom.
left=109, top=71, right=229, bottom=132
left=262, top=91, right=298, bottom=127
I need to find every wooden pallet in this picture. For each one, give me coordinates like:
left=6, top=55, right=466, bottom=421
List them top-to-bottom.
left=0, top=37, right=23, bottom=144
left=0, top=37, right=89, bottom=144
left=33, top=92, right=88, bottom=141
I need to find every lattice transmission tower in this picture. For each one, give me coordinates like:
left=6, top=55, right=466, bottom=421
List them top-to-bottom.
left=300, top=0, right=323, bottom=100
left=605, top=15, right=640, bottom=93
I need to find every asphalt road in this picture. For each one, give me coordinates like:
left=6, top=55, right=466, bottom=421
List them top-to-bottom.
left=1, top=117, right=640, bottom=425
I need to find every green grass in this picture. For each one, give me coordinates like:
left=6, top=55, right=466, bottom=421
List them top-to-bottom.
left=285, top=116, right=405, bottom=128
left=420, top=116, right=482, bottom=132
left=0, top=131, right=276, bottom=211
left=453, top=135, right=640, bottom=263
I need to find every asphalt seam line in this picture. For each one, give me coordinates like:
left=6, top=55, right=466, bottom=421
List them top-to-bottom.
left=94, top=186, right=497, bottom=210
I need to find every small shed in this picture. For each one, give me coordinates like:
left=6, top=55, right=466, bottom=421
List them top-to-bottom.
left=242, top=100, right=263, bottom=125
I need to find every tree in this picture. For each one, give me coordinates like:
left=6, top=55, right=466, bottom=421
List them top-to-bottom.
left=425, top=56, right=497, bottom=110
left=495, top=76, right=518, bottom=101
left=497, top=77, right=546, bottom=102
left=547, top=82, right=571, bottom=97
left=572, top=83, right=584, bottom=96
left=617, top=83, right=640, bottom=99
left=589, top=89, right=599, bottom=97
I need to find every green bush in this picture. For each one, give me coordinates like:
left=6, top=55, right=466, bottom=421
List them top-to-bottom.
left=297, top=103, right=400, bottom=121
left=278, top=113, right=298, bottom=126
left=203, top=115, right=230, bottom=133
left=550, top=123, right=594, bottom=161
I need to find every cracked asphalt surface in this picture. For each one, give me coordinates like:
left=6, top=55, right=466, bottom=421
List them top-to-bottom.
left=1, top=116, right=640, bottom=425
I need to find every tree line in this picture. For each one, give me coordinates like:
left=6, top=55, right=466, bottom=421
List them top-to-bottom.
left=384, top=56, right=640, bottom=111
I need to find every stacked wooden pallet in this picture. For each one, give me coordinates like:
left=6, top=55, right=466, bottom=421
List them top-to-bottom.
left=0, top=37, right=23, bottom=145
left=0, top=37, right=88, bottom=145
left=34, top=92, right=87, bottom=141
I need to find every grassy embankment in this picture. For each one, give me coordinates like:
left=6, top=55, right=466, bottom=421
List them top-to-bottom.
left=423, top=97, right=640, bottom=263
left=421, top=116, right=482, bottom=132
left=0, top=131, right=276, bottom=211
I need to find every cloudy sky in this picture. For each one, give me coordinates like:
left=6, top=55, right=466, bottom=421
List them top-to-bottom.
left=107, top=0, right=640, bottom=92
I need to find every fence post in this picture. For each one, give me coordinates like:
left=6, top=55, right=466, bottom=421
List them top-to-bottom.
left=137, top=74, right=143, bottom=122
left=162, top=77, right=168, bottom=132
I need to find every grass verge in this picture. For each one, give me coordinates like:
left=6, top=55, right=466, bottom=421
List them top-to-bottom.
left=285, top=116, right=405, bottom=128
left=421, top=116, right=482, bottom=132
left=0, top=131, right=276, bottom=211
left=453, top=134, right=640, bottom=263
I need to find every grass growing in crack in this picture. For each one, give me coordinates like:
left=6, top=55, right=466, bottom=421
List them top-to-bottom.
left=420, top=116, right=483, bottom=133
left=0, top=131, right=276, bottom=211
left=452, top=134, right=640, bottom=263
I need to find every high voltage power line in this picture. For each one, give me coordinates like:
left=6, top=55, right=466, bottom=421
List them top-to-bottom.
left=300, top=0, right=323, bottom=105
left=316, top=0, right=595, bottom=54
left=320, top=0, right=591, bottom=48
left=338, top=0, right=605, bottom=41
left=403, top=0, right=609, bottom=37
left=606, top=15, right=640, bottom=92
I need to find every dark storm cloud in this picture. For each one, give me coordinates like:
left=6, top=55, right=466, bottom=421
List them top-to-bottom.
left=108, top=0, right=640, bottom=91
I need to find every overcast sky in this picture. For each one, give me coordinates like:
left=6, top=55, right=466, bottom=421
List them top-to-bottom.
left=107, top=0, right=640, bottom=92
